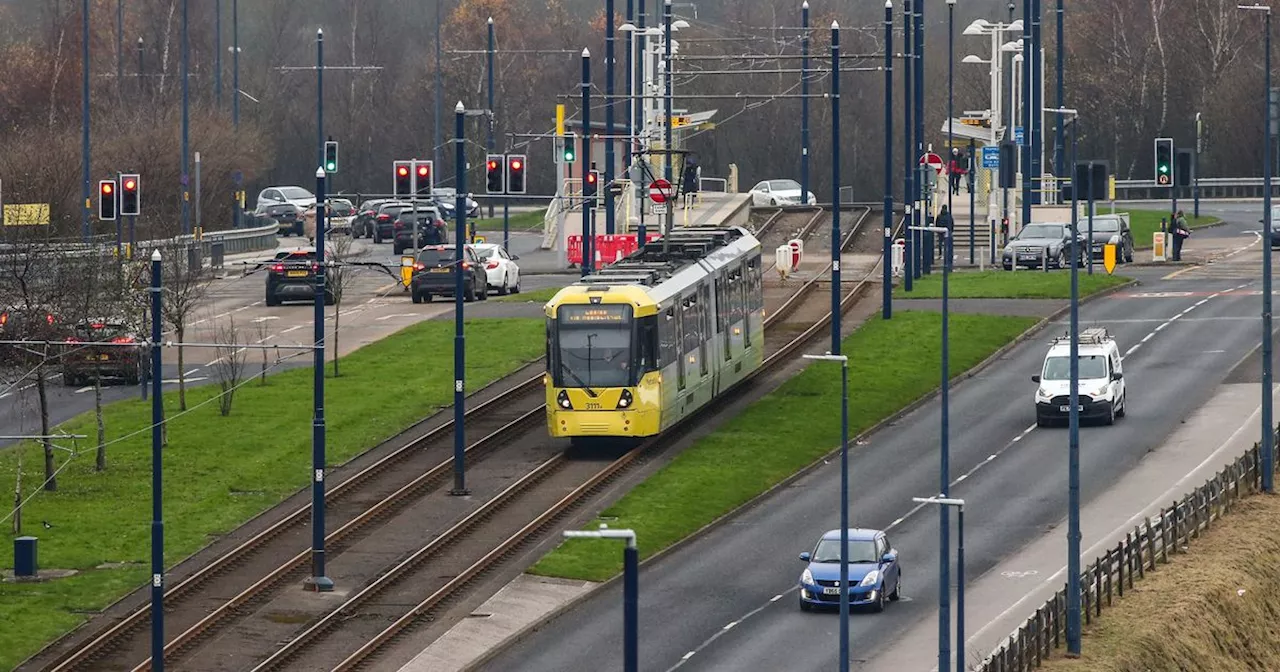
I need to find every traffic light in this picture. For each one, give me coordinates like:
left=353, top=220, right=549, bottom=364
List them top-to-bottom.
left=563, top=133, right=577, bottom=163
left=1154, top=137, right=1174, bottom=187
left=324, top=141, right=338, bottom=173
left=998, top=142, right=1016, bottom=189
left=1176, top=149, right=1193, bottom=187
left=486, top=154, right=505, bottom=194
left=507, top=154, right=526, bottom=194
left=414, top=160, right=433, bottom=197
left=394, top=161, right=412, bottom=197
left=583, top=170, right=600, bottom=206
left=120, top=174, right=140, bottom=216
left=97, top=180, right=117, bottom=221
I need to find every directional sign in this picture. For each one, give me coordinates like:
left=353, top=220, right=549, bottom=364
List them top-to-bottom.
left=1014, top=126, right=1025, bottom=145
left=982, top=146, right=1000, bottom=169
left=919, top=152, right=944, bottom=175
left=650, top=178, right=671, bottom=203
left=652, top=203, right=668, bottom=215
left=1103, top=244, right=1117, bottom=274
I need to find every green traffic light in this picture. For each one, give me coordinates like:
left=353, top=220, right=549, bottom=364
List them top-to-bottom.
left=326, top=162, right=336, bottom=171
left=1158, top=165, right=1169, bottom=173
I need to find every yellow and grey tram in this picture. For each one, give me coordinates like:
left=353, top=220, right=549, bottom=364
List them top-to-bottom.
left=545, top=227, right=764, bottom=443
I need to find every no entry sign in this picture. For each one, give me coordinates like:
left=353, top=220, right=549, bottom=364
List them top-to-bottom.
left=920, top=152, right=944, bottom=174
left=649, top=178, right=671, bottom=203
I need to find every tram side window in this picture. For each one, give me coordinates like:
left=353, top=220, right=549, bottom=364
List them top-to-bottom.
left=748, top=255, right=763, bottom=311
left=740, top=261, right=751, bottom=347
left=728, top=269, right=743, bottom=327
left=718, top=273, right=731, bottom=361
left=698, top=284, right=710, bottom=376
left=682, top=296, right=700, bottom=361
left=675, top=303, right=686, bottom=390
left=659, top=307, right=678, bottom=369
left=637, top=316, right=659, bottom=372
left=545, top=319, right=555, bottom=371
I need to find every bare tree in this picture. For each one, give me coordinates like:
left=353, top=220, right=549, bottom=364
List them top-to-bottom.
left=326, top=233, right=356, bottom=376
left=158, top=242, right=208, bottom=411
left=210, top=315, right=248, bottom=416
left=254, top=318, right=271, bottom=385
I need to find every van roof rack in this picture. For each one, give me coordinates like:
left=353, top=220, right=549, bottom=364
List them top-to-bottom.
left=1051, top=326, right=1112, bottom=346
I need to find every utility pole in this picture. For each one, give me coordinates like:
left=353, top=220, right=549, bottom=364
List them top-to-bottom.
left=82, top=0, right=91, bottom=242
left=181, top=0, right=191, bottom=236
left=215, top=0, right=222, bottom=107
left=232, top=0, right=240, bottom=127
left=434, top=0, right=443, bottom=170
left=606, top=0, right=617, bottom=235
left=663, top=0, right=674, bottom=253
left=882, top=0, right=893, bottom=320
left=903, top=0, right=914, bottom=292
left=800, top=1, right=810, bottom=203
left=487, top=17, right=496, bottom=219
left=582, top=48, right=594, bottom=276
left=452, top=101, right=471, bottom=497
left=148, top=249, right=165, bottom=671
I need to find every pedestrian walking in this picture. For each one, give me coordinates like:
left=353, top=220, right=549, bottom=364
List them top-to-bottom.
left=948, top=148, right=967, bottom=195
left=682, top=155, right=700, bottom=208
left=936, top=204, right=954, bottom=259
left=1171, top=209, right=1190, bottom=261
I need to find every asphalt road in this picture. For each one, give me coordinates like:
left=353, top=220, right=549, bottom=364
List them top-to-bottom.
left=482, top=216, right=1270, bottom=671
left=0, top=230, right=562, bottom=448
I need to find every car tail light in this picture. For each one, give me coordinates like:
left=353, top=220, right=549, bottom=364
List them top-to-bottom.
left=378, top=214, right=391, bottom=221
left=394, top=221, right=404, bottom=230
left=461, top=261, right=471, bottom=270
left=486, top=261, right=499, bottom=270
left=311, top=262, right=320, bottom=272
left=413, top=262, right=426, bottom=271
left=272, top=264, right=285, bottom=273
left=0, top=313, right=7, bottom=327
left=111, top=336, right=134, bottom=344
left=65, top=337, right=81, bottom=343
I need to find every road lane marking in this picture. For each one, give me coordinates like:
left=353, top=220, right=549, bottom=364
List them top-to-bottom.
left=251, top=316, right=280, bottom=323
left=281, top=325, right=304, bottom=334
left=162, top=376, right=209, bottom=384
left=75, top=387, right=93, bottom=394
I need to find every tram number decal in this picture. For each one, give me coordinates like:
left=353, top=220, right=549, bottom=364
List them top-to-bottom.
left=585, top=402, right=603, bottom=410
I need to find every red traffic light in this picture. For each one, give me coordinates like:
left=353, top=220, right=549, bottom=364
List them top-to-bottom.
left=511, top=159, right=523, bottom=171
left=488, top=160, right=499, bottom=170
left=417, top=165, right=430, bottom=177
left=397, top=166, right=409, bottom=176
left=585, top=172, right=596, bottom=183
left=123, top=178, right=137, bottom=191
left=101, top=183, right=113, bottom=194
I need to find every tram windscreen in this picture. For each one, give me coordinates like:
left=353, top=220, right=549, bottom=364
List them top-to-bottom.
left=556, top=304, right=634, bottom=388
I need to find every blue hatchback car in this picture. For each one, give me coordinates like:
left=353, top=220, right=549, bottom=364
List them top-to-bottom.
left=798, top=528, right=902, bottom=612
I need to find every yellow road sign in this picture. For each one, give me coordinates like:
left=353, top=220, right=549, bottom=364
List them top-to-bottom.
left=556, top=104, right=566, bottom=137
left=671, top=115, right=691, bottom=127
left=1108, top=175, right=1116, bottom=201
left=3, top=203, right=50, bottom=225
left=1103, top=243, right=1117, bottom=274
left=400, top=255, right=415, bottom=287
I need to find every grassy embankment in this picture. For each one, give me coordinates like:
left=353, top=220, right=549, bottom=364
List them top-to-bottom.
left=473, top=208, right=546, bottom=232
left=1124, top=208, right=1219, bottom=248
left=895, top=270, right=1132, bottom=300
left=532, top=311, right=1039, bottom=581
left=0, top=318, right=545, bottom=669
left=1040, top=494, right=1280, bottom=672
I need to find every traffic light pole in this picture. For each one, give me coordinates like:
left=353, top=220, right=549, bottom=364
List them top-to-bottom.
left=82, top=0, right=91, bottom=242
left=181, top=0, right=190, bottom=236
left=663, top=0, right=674, bottom=255
left=903, top=0, right=913, bottom=292
left=487, top=17, right=496, bottom=219
left=582, top=48, right=594, bottom=276
left=452, top=101, right=470, bottom=497
left=304, top=166, right=333, bottom=594
left=148, top=249, right=165, bottom=672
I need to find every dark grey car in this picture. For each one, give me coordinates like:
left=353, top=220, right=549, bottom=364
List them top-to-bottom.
left=1083, top=215, right=1134, bottom=263
left=1001, top=222, right=1083, bottom=270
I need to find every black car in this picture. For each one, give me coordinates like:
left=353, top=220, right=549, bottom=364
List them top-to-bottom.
left=432, top=188, right=481, bottom=219
left=352, top=198, right=393, bottom=238
left=372, top=201, right=416, bottom=243
left=257, top=202, right=303, bottom=236
left=393, top=207, right=449, bottom=255
left=1084, top=215, right=1134, bottom=263
left=410, top=245, right=488, bottom=303
left=265, top=249, right=335, bottom=306
left=61, top=319, right=147, bottom=386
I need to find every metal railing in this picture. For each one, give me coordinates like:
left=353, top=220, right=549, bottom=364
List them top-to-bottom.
left=0, top=222, right=279, bottom=265
left=975, top=425, right=1279, bottom=672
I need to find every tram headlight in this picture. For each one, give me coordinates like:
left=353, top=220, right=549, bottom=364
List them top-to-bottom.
left=557, top=389, right=573, bottom=409
left=618, top=389, right=633, bottom=409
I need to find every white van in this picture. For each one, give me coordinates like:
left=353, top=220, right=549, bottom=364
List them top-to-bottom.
left=1031, top=327, right=1126, bottom=427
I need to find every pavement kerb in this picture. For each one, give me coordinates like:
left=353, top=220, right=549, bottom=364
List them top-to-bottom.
left=462, top=278, right=1140, bottom=671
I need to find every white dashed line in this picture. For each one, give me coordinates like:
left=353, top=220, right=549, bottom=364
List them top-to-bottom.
left=281, top=325, right=304, bottom=334
left=185, top=368, right=200, bottom=377
left=74, top=387, right=93, bottom=394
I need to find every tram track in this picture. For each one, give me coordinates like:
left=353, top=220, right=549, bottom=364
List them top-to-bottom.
left=43, top=210, right=887, bottom=672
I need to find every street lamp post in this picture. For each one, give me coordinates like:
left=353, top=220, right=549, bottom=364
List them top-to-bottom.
left=82, top=0, right=91, bottom=242
left=181, top=0, right=190, bottom=236
left=215, top=0, right=222, bottom=107
left=232, top=0, right=239, bottom=127
left=606, top=0, right=617, bottom=236
left=663, top=0, right=674, bottom=252
left=883, top=0, right=893, bottom=320
left=903, top=0, right=914, bottom=292
left=915, top=0, right=926, bottom=282
left=1055, top=0, right=1065, bottom=179
left=801, top=1, right=810, bottom=202
left=1241, top=3, right=1274, bottom=492
left=831, top=20, right=842, bottom=356
left=581, top=48, right=594, bottom=277
left=453, top=101, right=470, bottom=496
left=1047, top=105, right=1081, bottom=654
left=304, top=165, right=334, bottom=593
left=148, top=249, right=165, bottom=672
left=804, top=353, right=850, bottom=672
left=914, top=497, right=966, bottom=672
left=563, top=526, right=638, bottom=672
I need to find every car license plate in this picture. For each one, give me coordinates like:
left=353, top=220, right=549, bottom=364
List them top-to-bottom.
left=1018, top=254, right=1036, bottom=260
left=431, top=268, right=450, bottom=273
left=287, top=270, right=308, bottom=277
left=99, top=354, right=110, bottom=360
left=1059, top=404, right=1084, bottom=412
left=822, top=587, right=841, bottom=595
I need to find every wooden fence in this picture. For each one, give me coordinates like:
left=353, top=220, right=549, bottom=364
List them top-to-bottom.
left=975, top=436, right=1272, bottom=672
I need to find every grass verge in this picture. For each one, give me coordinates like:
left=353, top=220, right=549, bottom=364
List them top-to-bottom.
left=473, top=208, right=546, bottom=232
left=1124, top=208, right=1219, bottom=248
left=894, top=270, right=1131, bottom=300
left=490, top=286, right=562, bottom=304
left=531, top=310, right=1039, bottom=582
left=0, top=317, right=544, bottom=670
left=1040, top=495, right=1280, bottom=671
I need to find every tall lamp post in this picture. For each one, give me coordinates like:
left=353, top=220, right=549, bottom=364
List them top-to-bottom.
left=82, top=0, right=91, bottom=242
left=181, top=0, right=190, bottom=236
left=605, top=0, right=617, bottom=236
left=882, top=0, right=893, bottom=320
left=903, top=0, right=914, bottom=292
left=801, top=1, right=810, bottom=201
left=1240, top=3, right=1274, bottom=493
left=452, top=101, right=471, bottom=496
left=1046, top=105, right=1081, bottom=654
left=304, top=165, right=333, bottom=593
left=148, top=249, right=165, bottom=671
left=804, top=353, right=850, bottom=672
left=914, top=497, right=966, bottom=672
left=563, top=526, right=638, bottom=672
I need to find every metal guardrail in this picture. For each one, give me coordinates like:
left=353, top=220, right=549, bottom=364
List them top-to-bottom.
left=1111, top=177, right=1272, bottom=201
left=0, top=222, right=279, bottom=266
left=975, top=425, right=1279, bottom=672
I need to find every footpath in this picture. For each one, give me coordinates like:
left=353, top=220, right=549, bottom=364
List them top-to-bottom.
left=861, top=379, right=1280, bottom=672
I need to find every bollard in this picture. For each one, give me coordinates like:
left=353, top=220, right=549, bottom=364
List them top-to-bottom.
left=1043, top=245, right=1050, bottom=272
left=14, top=536, right=37, bottom=578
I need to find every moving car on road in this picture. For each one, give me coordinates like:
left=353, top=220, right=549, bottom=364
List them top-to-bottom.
left=748, top=179, right=817, bottom=207
left=256, top=186, right=316, bottom=236
left=432, top=187, right=481, bottom=220
left=301, top=198, right=357, bottom=241
left=353, top=198, right=392, bottom=238
left=372, top=201, right=416, bottom=244
left=393, top=206, right=448, bottom=255
left=1083, top=214, right=1134, bottom=264
left=1001, top=222, right=1083, bottom=270
left=472, top=243, right=522, bottom=295
left=409, top=245, right=488, bottom=304
left=265, top=248, right=334, bottom=307
left=61, top=319, right=146, bottom=386
left=1032, top=326, right=1126, bottom=426
left=797, top=528, right=901, bottom=613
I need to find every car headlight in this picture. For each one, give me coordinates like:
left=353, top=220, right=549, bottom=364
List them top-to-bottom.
left=1108, top=235, right=1121, bottom=245
left=1035, top=387, right=1051, bottom=401
left=557, top=389, right=573, bottom=409
left=801, top=568, right=814, bottom=585
left=859, top=570, right=880, bottom=587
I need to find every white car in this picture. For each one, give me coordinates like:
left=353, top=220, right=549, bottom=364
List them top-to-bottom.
left=749, top=179, right=817, bottom=207
left=256, top=185, right=316, bottom=212
left=300, top=198, right=356, bottom=239
left=472, top=243, right=522, bottom=295
left=1031, top=327, right=1126, bottom=427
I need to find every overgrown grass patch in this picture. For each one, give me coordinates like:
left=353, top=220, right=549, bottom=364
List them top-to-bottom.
left=473, top=208, right=546, bottom=232
left=1125, top=208, right=1219, bottom=248
left=895, top=270, right=1131, bottom=300
left=490, top=286, right=563, bottom=304
left=531, top=311, right=1039, bottom=582
left=0, top=317, right=544, bottom=670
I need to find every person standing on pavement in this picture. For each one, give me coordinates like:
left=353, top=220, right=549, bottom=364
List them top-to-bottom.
left=948, top=148, right=967, bottom=195
left=1171, top=209, right=1190, bottom=261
